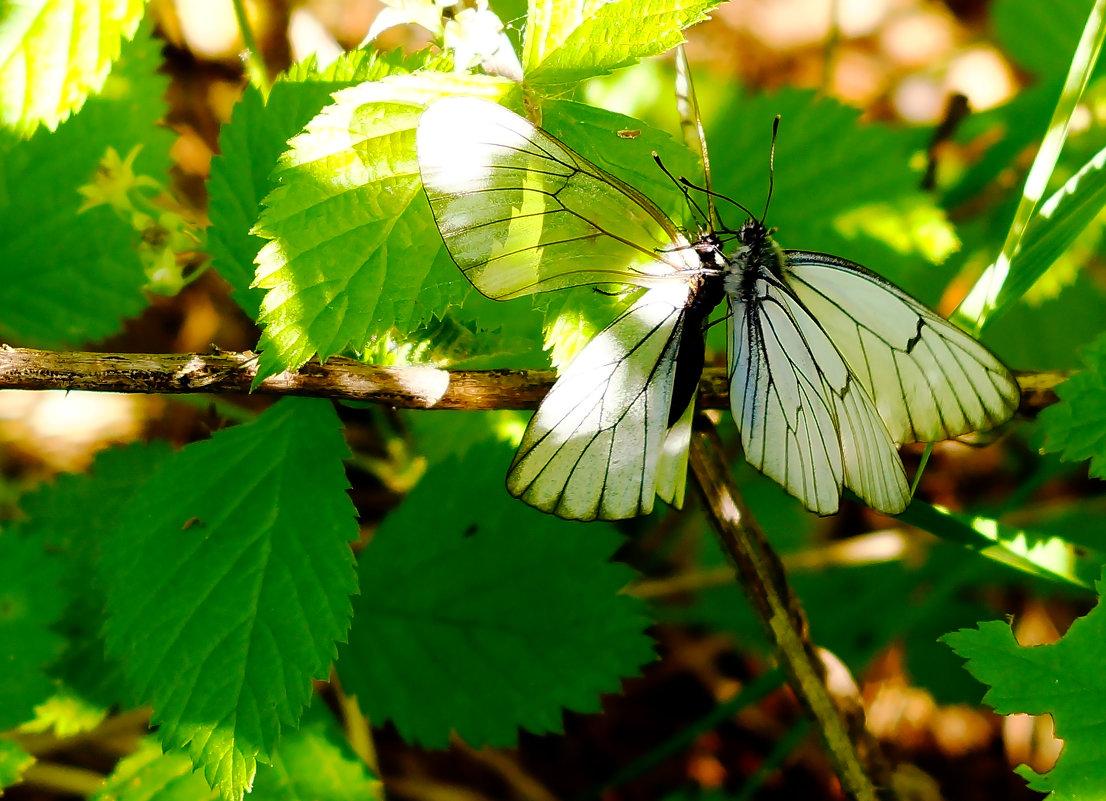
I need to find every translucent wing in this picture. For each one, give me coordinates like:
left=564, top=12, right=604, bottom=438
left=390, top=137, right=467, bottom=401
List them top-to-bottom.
left=417, top=97, right=700, bottom=300
left=783, top=252, right=1020, bottom=444
left=728, top=273, right=910, bottom=515
left=509, top=283, right=695, bottom=521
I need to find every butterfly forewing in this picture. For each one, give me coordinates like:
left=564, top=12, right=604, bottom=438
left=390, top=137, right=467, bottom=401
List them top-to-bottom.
left=418, top=98, right=700, bottom=300
left=782, top=253, right=1020, bottom=444
left=508, top=282, right=694, bottom=521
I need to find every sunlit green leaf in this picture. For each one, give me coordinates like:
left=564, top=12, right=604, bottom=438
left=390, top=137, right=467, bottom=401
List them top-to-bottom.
left=0, top=0, right=145, bottom=135
left=524, top=0, right=717, bottom=88
left=0, top=22, right=171, bottom=346
left=208, top=49, right=419, bottom=317
left=251, top=72, right=516, bottom=381
left=944, top=570, right=1106, bottom=799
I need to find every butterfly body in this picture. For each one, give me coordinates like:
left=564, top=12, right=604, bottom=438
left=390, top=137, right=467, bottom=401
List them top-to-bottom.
left=416, top=97, right=1020, bottom=520
left=727, top=220, right=783, bottom=297
left=669, top=256, right=726, bottom=427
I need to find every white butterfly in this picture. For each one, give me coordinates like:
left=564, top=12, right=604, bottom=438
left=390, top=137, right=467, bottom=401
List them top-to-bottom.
left=416, top=96, right=1020, bottom=520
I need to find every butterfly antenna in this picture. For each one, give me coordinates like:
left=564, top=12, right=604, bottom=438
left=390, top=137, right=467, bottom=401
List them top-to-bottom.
left=761, top=115, right=780, bottom=224
left=653, top=152, right=711, bottom=232
left=678, top=176, right=756, bottom=226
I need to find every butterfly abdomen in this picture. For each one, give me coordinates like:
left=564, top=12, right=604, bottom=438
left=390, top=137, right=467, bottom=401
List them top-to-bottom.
left=668, top=272, right=726, bottom=427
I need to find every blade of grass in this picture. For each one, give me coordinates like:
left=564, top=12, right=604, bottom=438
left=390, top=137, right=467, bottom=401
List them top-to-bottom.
left=955, top=0, right=1105, bottom=330
left=982, top=143, right=1106, bottom=326
left=899, top=500, right=1100, bottom=590
left=575, top=669, right=784, bottom=801
left=734, top=720, right=811, bottom=801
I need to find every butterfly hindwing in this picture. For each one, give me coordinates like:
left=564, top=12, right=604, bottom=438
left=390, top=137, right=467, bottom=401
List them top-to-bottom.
left=417, top=98, right=700, bottom=300
left=782, top=252, right=1020, bottom=445
left=728, top=271, right=910, bottom=515
left=508, top=283, right=694, bottom=521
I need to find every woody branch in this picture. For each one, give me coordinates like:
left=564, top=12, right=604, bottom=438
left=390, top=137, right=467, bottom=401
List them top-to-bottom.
left=0, top=346, right=1061, bottom=415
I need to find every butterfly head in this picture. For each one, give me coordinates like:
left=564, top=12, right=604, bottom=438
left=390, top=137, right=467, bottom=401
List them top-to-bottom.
left=722, top=218, right=785, bottom=296
left=737, top=218, right=772, bottom=246
left=691, top=231, right=727, bottom=271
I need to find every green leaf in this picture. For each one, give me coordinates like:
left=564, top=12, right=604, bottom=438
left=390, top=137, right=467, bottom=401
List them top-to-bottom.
left=0, top=0, right=145, bottom=135
left=523, top=0, right=717, bottom=88
left=0, top=20, right=172, bottom=346
left=208, top=50, right=417, bottom=318
left=251, top=72, right=516, bottom=382
left=978, top=271, right=1106, bottom=369
left=1041, top=330, right=1106, bottom=477
left=102, top=399, right=359, bottom=801
left=405, top=409, right=527, bottom=465
left=13, top=441, right=173, bottom=713
left=336, top=443, right=655, bottom=748
left=0, top=532, right=66, bottom=730
left=943, top=570, right=1106, bottom=799
left=22, top=690, right=108, bottom=739
left=250, top=704, right=382, bottom=800
left=94, top=706, right=381, bottom=801
left=0, top=738, right=34, bottom=792
left=91, top=738, right=218, bottom=801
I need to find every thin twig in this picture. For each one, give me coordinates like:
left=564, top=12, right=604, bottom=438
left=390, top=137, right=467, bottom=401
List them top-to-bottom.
left=230, top=0, right=271, bottom=94
left=0, top=347, right=1061, bottom=416
left=688, top=419, right=897, bottom=801
left=629, top=529, right=915, bottom=599
left=452, top=738, right=560, bottom=801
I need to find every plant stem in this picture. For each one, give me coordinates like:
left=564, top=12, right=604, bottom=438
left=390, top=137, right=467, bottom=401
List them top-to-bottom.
left=230, top=0, right=272, bottom=95
left=688, top=421, right=896, bottom=801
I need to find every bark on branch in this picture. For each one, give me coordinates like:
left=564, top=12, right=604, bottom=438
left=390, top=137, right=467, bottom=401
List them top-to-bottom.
left=0, top=346, right=1064, bottom=415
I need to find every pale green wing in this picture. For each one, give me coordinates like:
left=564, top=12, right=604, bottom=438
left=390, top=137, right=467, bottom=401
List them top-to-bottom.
left=417, top=97, right=699, bottom=300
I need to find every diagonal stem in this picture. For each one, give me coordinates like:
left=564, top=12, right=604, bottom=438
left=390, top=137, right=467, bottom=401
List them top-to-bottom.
left=688, top=419, right=897, bottom=801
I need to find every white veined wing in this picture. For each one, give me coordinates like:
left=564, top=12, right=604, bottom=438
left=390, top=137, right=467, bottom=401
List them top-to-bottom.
left=417, top=97, right=701, bottom=300
left=419, top=97, right=714, bottom=521
left=782, top=252, right=1021, bottom=445
left=728, top=269, right=910, bottom=516
left=508, top=282, right=698, bottom=521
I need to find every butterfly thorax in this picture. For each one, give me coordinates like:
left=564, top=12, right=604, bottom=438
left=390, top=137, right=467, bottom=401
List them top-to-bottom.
left=723, top=219, right=785, bottom=300
left=682, top=231, right=725, bottom=310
